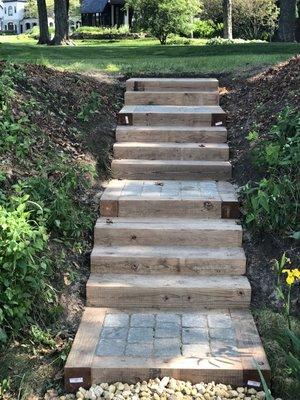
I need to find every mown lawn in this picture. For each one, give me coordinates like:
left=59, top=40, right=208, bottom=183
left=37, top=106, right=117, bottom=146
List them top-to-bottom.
left=0, top=35, right=300, bottom=75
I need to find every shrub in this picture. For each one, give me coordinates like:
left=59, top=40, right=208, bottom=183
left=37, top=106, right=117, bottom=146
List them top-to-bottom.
left=127, top=0, right=200, bottom=44
left=193, top=19, right=223, bottom=38
left=24, top=25, right=55, bottom=40
left=71, top=25, right=137, bottom=40
left=241, top=107, right=300, bottom=235
left=0, top=196, right=54, bottom=343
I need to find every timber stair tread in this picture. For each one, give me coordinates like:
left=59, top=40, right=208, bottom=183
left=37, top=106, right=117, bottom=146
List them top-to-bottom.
left=90, top=245, right=246, bottom=275
left=86, top=274, right=251, bottom=309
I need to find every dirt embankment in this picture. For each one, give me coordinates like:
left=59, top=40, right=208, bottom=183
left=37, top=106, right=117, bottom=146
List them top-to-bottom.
left=220, top=56, right=300, bottom=310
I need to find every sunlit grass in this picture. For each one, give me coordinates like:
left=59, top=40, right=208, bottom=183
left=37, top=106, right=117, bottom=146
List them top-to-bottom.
left=0, top=35, right=299, bottom=75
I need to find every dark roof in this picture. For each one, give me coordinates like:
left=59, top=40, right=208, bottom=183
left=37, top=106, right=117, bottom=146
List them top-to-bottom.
left=81, top=0, right=125, bottom=14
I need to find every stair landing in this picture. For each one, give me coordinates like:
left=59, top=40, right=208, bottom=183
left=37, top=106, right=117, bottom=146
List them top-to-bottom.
left=65, top=308, right=270, bottom=392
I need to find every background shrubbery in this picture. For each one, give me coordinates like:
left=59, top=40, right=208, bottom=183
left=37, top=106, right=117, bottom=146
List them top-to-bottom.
left=199, top=0, right=279, bottom=41
left=71, top=26, right=139, bottom=40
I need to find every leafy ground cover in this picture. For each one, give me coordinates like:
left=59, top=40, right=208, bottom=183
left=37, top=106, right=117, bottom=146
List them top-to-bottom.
left=0, top=36, right=300, bottom=75
left=0, top=62, right=122, bottom=399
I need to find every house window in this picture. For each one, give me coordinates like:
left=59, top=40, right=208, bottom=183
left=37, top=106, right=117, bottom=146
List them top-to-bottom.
left=8, top=6, right=13, bottom=16
left=14, top=6, right=17, bottom=13
left=4, top=7, right=6, bottom=14
left=26, top=22, right=31, bottom=30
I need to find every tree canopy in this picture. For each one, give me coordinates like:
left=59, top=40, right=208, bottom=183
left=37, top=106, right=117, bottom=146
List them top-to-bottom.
left=127, top=0, right=201, bottom=44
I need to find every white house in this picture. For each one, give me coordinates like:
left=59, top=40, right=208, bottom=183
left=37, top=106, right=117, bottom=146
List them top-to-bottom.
left=1, top=0, right=80, bottom=34
left=0, top=2, right=4, bottom=31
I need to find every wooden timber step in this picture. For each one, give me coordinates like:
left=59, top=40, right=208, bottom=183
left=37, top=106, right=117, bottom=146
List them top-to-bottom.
left=126, top=78, right=219, bottom=92
left=125, top=91, right=219, bottom=106
left=118, top=106, right=226, bottom=127
left=116, top=126, right=227, bottom=143
left=113, top=142, right=229, bottom=161
left=111, top=159, right=232, bottom=181
left=100, top=180, right=240, bottom=219
left=94, top=217, right=242, bottom=247
left=91, top=246, right=246, bottom=276
left=86, top=274, right=251, bottom=308
left=65, top=308, right=270, bottom=392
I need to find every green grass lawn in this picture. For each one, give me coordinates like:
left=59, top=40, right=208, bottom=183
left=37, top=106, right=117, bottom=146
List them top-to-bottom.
left=0, top=35, right=300, bottom=75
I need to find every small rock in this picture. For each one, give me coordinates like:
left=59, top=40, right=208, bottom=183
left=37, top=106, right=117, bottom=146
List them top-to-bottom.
left=160, top=377, right=170, bottom=387
left=117, top=383, right=125, bottom=391
left=195, top=384, right=206, bottom=394
left=237, top=388, right=245, bottom=394
left=247, top=389, right=257, bottom=395
left=230, top=390, right=239, bottom=397
left=256, top=391, right=266, bottom=400
left=203, top=393, right=211, bottom=400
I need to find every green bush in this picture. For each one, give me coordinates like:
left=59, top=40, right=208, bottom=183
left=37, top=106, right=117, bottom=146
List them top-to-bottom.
left=193, top=19, right=223, bottom=38
left=24, top=25, right=55, bottom=40
left=71, top=25, right=137, bottom=40
left=241, top=107, right=300, bottom=235
left=13, top=166, right=94, bottom=241
left=0, top=197, right=53, bottom=343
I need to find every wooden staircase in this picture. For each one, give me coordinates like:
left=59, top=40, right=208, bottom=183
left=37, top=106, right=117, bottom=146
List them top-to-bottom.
left=65, top=78, right=270, bottom=392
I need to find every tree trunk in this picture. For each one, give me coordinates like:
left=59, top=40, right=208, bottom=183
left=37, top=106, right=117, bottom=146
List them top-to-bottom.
left=37, top=0, right=50, bottom=44
left=51, top=0, right=69, bottom=45
left=223, top=0, right=233, bottom=39
left=278, top=0, right=296, bottom=42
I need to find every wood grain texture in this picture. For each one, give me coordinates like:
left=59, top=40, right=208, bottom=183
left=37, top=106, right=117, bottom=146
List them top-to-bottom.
left=126, top=78, right=219, bottom=92
left=125, top=91, right=219, bottom=106
left=116, top=126, right=227, bottom=143
left=113, top=142, right=229, bottom=161
left=111, top=159, right=232, bottom=181
left=94, top=217, right=243, bottom=247
left=90, top=245, right=246, bottom=275
left=86, top=274, right=251, bottom=309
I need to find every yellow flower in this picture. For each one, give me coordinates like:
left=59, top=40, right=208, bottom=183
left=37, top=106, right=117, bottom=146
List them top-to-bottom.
left=282, top=268, right=300, bottom=286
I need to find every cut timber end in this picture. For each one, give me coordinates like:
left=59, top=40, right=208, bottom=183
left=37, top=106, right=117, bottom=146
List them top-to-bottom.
left=65, top=308, right=270, bottom=391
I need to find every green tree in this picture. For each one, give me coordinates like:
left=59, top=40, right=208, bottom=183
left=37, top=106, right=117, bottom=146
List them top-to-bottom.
left=127, top=0, right=200, bottom=44
left=200, top=0, right=279, bottom=40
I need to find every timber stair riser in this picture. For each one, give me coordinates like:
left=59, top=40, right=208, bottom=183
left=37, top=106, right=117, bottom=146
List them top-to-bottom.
left=65, top=77, right=270, bottom=392
left=126, top=78, right=219, bottom=92
left=125, top=91, right=219, bottom=106
left=118, top=108, right=226, bottom=128
left=116, top=126, right=227, bottom=143
left=114, top=143, right=229, bottom=161
left=111, top=160, right=232, bottom=181
left=93, top=218, right=243, bottom=247
left=91, top=246, right=246, bottom=276
left=86, top=274, right=251, bottom=309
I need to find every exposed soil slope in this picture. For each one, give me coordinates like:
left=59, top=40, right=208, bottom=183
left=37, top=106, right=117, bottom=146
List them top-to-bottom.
left=220, top=56, right=300, bottom=309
